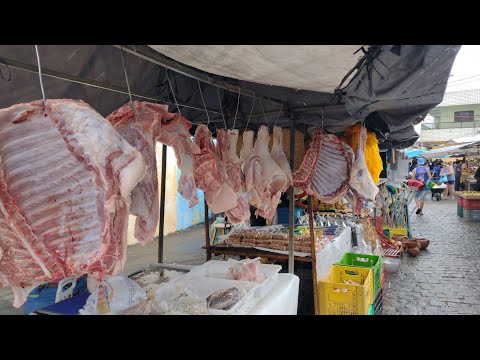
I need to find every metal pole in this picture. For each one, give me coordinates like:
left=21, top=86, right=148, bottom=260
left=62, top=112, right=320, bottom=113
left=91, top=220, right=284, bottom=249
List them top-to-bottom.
left=288, top=115, right=296, bottom=274
left=158, top=144, right=167, bottom=263
left=308, top=195, right=319, bottom=315
left=204, top=197, right=211, bottom=261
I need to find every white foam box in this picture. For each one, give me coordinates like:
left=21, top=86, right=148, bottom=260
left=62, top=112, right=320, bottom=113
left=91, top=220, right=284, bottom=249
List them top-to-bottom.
left=187, top=260, right=282, bottom=299
left=160, top=274, right=255, bottom=315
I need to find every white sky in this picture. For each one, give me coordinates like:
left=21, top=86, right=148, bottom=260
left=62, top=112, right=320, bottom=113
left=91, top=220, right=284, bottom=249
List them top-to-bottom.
left=415, top=45, right=480, bottom=134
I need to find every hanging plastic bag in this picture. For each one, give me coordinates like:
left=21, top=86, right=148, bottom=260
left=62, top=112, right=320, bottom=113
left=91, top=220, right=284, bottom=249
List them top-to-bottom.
left=438, top=175, right=448, bottom=184
left=79, top=275, right=146, bottom=315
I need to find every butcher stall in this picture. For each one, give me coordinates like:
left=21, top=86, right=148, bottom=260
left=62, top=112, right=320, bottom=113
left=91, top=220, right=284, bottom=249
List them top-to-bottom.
left=0, top=45, right=460, bottom=315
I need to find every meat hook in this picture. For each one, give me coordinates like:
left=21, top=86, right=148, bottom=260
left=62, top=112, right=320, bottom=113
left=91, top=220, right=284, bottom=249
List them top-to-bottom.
left=34, top=45, right=46, bottom=112
left=119, top=46, right=139, bottom=121
left=197, top=79, right=210, bottom=125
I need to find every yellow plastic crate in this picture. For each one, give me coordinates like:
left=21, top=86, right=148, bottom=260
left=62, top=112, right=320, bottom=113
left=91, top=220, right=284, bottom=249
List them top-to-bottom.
left=383, top=227, right=408, bottom=238
left=318, top=265, right=373, bottom=315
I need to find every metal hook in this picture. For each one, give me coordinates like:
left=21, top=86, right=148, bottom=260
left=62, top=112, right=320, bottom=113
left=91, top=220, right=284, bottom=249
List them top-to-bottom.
left=34, top=45, right=46, bottom=110
left=120, top=46, right=138, bottom=121
left=166, top=69, right=182, bottom=116
left=197, top=79, right=210, bottom=125
left=233, top=86, right=241, bottom=130
left=216, top=87, right=227, bottom=130
left=245, top=90, right=256, bottom=131
left=260, top=99, right=270, bottom=130
left=274, top=103, right=283, bottom=128
left=321, top=106, right=325, bottom=132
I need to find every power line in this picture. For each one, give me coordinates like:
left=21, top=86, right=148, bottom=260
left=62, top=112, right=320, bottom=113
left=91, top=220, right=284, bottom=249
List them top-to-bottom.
left=448, top=73, right=480, bottom=84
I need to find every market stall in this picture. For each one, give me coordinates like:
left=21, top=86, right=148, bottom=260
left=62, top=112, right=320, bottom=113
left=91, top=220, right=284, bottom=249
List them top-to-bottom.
left=0, top=45, right=460, bottom=315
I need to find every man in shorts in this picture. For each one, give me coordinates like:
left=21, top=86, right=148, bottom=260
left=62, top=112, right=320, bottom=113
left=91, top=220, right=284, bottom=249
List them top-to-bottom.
left=411, top=158, right=432, bottom=215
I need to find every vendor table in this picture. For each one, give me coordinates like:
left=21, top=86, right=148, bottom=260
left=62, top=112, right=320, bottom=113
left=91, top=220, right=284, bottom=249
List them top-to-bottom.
left=206, top=226, right=352, bottom=281
left=32, top=265, right=300, bottom=315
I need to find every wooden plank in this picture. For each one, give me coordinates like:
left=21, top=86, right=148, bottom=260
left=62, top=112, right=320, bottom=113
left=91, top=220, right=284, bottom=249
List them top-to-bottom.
left=204, top=197, right=211, bottom=261
left=206, top=245, right=313, bottom=263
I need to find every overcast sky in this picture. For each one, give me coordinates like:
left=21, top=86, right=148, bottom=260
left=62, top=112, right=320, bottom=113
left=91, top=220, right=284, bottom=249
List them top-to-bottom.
left=415, top=45, right=480, bottom=134
left=446, top=45, right=480, bottom=92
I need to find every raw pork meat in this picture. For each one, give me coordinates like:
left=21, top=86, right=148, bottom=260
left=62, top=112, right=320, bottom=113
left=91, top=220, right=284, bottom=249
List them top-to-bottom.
left=0, top=99, right=146, bottom=307
left=107, top=101, right=199, bottom=244
left=193, top=125, right=237, bottom=214
left=244, top=126, right=288, bottom=220
left=270, top=126, right=292, bottom=192
left=349, top=126, right=379, bottom=203
left=224, top=130, right=250, bottom=225
left=293, top=130, right=354, bottom=204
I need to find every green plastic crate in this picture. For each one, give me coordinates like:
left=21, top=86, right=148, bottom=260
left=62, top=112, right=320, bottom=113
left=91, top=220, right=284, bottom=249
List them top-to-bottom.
left=457, top=205, right=464, bottom=218
left=337, top=253, right=381, bottom=296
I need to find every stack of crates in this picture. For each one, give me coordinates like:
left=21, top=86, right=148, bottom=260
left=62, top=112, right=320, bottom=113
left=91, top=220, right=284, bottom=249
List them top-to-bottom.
left=456, top=196, right=480, bottom=220
left=337, top=253, right=381, bottom=296
left=318, top=265, right=373, bottom=315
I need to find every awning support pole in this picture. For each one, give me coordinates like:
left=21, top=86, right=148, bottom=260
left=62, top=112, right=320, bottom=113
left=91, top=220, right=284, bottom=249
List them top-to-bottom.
left=288, top=114, right=296, bottom=274
left=158, top=144, right=167, bottom=263
left=308, top=195, right=319, bottom=315
left=204, top=197, right=211, bottom=261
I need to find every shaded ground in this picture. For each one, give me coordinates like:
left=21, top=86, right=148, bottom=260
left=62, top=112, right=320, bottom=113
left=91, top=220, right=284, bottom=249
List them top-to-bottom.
left=383, top=197, right=480, bottom=315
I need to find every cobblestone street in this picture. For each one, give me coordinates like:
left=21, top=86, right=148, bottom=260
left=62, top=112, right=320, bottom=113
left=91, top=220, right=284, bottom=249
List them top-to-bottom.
left=383, top=197, right=480, bottom=315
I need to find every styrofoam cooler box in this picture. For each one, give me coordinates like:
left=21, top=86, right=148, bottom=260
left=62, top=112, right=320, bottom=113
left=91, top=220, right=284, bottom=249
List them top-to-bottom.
left=187, top=260, right=282, bottom=298
left=173, top=275, right=257, bottom=314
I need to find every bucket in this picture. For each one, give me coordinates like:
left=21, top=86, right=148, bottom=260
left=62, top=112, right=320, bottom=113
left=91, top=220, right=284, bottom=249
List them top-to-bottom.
left=426, top=179, right=435, bottom=189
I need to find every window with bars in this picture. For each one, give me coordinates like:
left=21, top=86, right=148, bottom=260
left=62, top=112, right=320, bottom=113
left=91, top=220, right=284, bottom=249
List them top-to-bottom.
left=454, top=110, right=474, bottom=122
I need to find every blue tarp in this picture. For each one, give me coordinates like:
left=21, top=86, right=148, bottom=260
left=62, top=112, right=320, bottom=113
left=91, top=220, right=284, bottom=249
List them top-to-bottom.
left=404, top=149, right=426, bottom=158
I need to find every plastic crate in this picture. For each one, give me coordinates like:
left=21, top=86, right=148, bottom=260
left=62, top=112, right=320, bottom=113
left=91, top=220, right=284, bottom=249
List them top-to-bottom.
left=462, top=200, right=480, bottom=210
left=457, top=205, right=464, bottom=217
left=463, top=209, right=480, bottom=220
left=383, top=227, right=408, bottom=238
left=337, top=253, right=381, bottom=295
left=318, top=265, right=373, bottom=315
left=381, top=272, right=385, bottom=301
left=373, top=289, right=382, bottom=315
left=368, top=304, right=374, bottom=315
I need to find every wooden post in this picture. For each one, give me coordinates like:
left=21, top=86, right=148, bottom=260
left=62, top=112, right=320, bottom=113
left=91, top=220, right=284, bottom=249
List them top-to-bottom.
left=158, top=144, right=167, bottom=263
left=308, top=195, right=319, bottom=315
left=204, top=197, right=211, bottom=261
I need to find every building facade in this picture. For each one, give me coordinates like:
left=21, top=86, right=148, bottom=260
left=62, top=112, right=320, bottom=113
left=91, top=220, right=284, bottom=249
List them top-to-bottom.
left=420, top=89, right=480, bottom=145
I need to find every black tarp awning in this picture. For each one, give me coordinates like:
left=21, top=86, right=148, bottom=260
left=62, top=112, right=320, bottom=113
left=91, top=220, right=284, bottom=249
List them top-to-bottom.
left=0, top=45, right=460, bottom=148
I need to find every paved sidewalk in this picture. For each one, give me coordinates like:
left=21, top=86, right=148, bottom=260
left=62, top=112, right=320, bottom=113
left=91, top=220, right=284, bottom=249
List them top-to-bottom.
left=383, top=197, right=480, bottom=315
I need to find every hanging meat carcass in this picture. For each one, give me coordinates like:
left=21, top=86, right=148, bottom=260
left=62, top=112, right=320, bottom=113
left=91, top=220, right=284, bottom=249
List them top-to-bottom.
left=0, top=99, right=146, bottom=307
left=106, top=101, right=200, bottom=245
left=193, top=125, right=237, bottom=214
left=244, top=125, right=289, bottom=220
left=270, top=126, right=292, bottom=192
left=349, top=126, right=379, bottom=207
left=224, top=130, right=250, bottom=225
left=293, top=130, right=354, bottom=204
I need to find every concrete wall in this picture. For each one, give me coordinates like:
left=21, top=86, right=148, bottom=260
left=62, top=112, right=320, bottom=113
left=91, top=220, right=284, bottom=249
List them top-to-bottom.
left=431, top=104, right=480, bottom=127
left=419, top=127, right=480, bottom=142
left=126, top=143, right=207, bottom=246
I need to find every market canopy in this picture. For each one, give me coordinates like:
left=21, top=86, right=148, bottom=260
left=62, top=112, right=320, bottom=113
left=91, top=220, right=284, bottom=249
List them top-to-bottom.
left=0, top=45, right=461, bottom=148
left=421, top=142, right=478, bottom=159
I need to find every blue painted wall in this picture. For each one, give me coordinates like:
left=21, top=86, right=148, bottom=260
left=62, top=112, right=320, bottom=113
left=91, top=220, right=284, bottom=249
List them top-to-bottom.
left=175, top=169, right=212, bottom=231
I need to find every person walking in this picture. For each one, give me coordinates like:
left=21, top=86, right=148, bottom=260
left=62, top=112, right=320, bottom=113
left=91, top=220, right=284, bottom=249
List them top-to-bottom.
left=411, top=158, right=432, bottom=215
left=454, top=159, right=464, bottom=192
left=440, top=161, right=456, bottom=199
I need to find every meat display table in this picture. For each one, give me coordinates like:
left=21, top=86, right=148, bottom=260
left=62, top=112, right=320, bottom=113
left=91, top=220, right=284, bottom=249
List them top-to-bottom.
left=206, top=226, right=353, bottom=281
left=32, top=264, right=300, bottom=315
